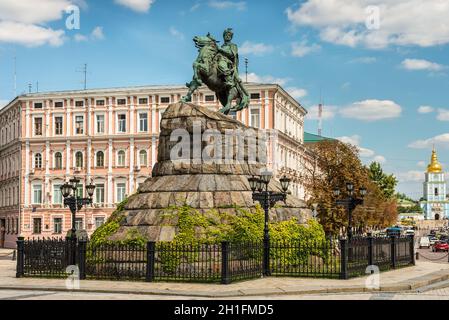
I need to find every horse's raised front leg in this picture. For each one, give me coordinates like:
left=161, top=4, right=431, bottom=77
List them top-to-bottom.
left=182, top=79, right=200, bottom=103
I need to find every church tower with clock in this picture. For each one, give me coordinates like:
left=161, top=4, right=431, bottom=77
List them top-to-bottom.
left=421, top=148, right=449, bottom=220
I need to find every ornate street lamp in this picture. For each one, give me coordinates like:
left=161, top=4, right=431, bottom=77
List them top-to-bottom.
left=248, top=171, right=291, bottom=276
left=60, top=177, right=96, bottom=240
left=334, top=182, right=367, bottom=240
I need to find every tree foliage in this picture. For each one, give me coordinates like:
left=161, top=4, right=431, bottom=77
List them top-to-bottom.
left=304, top=140, right=398, bottom=235
left=368, top=162, right=398, bottom=199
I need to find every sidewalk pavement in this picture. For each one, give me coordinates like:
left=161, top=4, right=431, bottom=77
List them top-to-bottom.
left=1, top=259, right=449, bottom=298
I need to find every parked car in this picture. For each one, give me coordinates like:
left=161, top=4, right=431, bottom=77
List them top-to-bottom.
left=405, top=229, right=415, bottom=236
left=419, top=236, right=430, bottom=249
left=429, top=237, right=438, bottom=246
left=432, top=241, right=449, bottom=252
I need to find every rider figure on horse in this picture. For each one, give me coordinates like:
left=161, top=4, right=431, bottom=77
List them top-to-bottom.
left=217, top=28, right=239, bottom=89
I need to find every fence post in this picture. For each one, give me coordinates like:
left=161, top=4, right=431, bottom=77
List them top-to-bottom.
left=368, top=233, right=374, bottom=267
left=390, top=235, right=396, bottom=269
left=409, top=235, right=415, bottom=266
left=16, top=236, right=24, bottom=278
left=340, top=238, right=348, bottom=279
left=78, top=239, right=87, bottom=280
left=146, top=241, right=155, bottom=282
left=221, top=241, right=230, bottom=284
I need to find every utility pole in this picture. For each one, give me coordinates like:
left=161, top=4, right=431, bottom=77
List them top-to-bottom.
left=13, top=51, right=17, bottom=97
left=245, top=58, right=248, bottom=83
left=77, top=63, right=88, bottom=90
left=36, top=81, right=39, bottom=93
left=28, top=83, right=32, bottom=94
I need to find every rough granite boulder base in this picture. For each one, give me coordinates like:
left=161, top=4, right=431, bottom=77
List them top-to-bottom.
left=108, top=102, right=311, bottom=242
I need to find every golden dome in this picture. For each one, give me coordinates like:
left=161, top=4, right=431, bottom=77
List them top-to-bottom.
left=427, top=148, right=443, bottom=173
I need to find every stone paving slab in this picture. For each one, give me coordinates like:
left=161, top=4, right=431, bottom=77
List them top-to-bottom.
left=2, top=260, right=449, bottom=297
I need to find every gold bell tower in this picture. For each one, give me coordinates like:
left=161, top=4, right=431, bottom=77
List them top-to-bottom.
left=427, top=147, right=443, bottom=173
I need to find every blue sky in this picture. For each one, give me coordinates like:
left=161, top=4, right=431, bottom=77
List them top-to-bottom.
left=1, top=0, right=449, bottom=199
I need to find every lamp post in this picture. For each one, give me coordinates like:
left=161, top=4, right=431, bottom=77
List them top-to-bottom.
left=248, top=171, right=291, bottom=276
left=60, top=177, right=96, bottom=240
left=333, top=182, right=367, bottom=240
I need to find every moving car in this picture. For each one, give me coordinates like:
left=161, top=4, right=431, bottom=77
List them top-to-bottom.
left=405, top=229, right=415, bottom=236
left=419, top=236, right=430, bottom=249
left=432, top=241, right=449, bottom=252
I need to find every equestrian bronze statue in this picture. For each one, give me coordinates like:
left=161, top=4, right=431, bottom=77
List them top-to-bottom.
left=182, top=28, right=250, bottom=115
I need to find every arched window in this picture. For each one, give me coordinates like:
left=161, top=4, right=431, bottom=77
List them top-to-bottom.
left=117, top=150, right=125, bottom=167
left=139, top=150, right=147, bottom=167
left=75, top=151, right=83, bottom=168
left=96, top=151, right=104, bottom=167
left=54, top=152, right=62, bottom=169
left=34, top=153, right=42, bottom=168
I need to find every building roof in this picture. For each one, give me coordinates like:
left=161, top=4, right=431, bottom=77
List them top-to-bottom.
left=303, top=132, right=334, bottom=143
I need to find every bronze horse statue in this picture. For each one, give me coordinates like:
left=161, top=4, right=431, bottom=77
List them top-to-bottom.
left=182, top=33, right=249, bottom=115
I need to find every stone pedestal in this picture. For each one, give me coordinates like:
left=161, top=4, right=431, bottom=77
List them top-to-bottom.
left=109, top=102, right=311, bottom=241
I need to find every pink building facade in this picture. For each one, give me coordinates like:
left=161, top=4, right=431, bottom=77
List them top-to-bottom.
left=0, top=84, right=313, bottom=248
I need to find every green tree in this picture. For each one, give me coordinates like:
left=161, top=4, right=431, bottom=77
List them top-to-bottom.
left=368, top=162, right=398, bottom=199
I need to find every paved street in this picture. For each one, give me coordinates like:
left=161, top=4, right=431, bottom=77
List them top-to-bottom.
left=1, top=288, right=449, bottom=300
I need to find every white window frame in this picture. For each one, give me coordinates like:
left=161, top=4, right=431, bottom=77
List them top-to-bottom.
left=160, top=96, right=170, bottom=104
left=53, top=100, right=64, bottom=108
left=74, top=100, right=85, bottom=108
left=250, top=108, right=260, bottom=128
left=138, top=112, right=148, bottom=132
left=95, top=113, right=105, bottom=134
left=116, top=113, right=127, bottom=133
left=53, top=114, right=64, bottom=136
left=74, top=114, right=85, bottom=135
left=33, top=116, right=44, bottom=137
left=138, top=149, right=148, bottom=167
left=74, top=150, right=84, bottom=168
left=95, top=150, right=105, bottom=168
left=116, top=150, right=126, bottom=167
left=54, top=151, right=63, bottom=169
left=34, top=152, right=43, bottom=169
left=116, top=181, right=127, bottom=203
left=52, top=182, right=63, bottom=205
left=32, top=183, right=43, bottom=205
left=94, top=183, right=105, bottom=204
left=52, top=215, right=64, bottom=234
left=94, top=216, right=106, bottom=228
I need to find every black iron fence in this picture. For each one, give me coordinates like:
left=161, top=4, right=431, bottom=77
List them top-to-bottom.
left=16, top=235, right=415, bottom=284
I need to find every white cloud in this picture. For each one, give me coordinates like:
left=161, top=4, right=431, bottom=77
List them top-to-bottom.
left=0, top=0, right=72, bottom=47
left=0, top=0, right=71, bottom=24
left=115, top=0, right=154, bottom=12
left=286, top=0, right=449, bottom=49
left=208, top=1, right=246, bottom=11
left=0, top=21, right=64, bottom=47
left=73, top=26, right=104, bottom=42
left=91, top=26, right=104, bottom=40
left=169, top=26, right=184, bottom=40
left=74, top=34, right=88, bottom=42
left=291, top=40, right=321, bottom=57
left=240, top=41, right=274, bottom=56
left=349, top=57, right=376, bottom=64
left=401, top=59, right=446, bottom=72
left=246, top=73, right=290, bottom=86
left=285, top=87, right=307, bottom=100
left=339, top=99, right=402, bottom=121
left=306, top=105, right=338, bottom=120
left=418, top=105, right=434, bottom=114
left=437, top=109, right=449, bottom=121
left=409, top=133, right=449, bottom=149
left=337, top=134, right=385, bottom=163
left=337, top=135, right=361, bottom=146
left=373, top=155, right=386, bottom=164
left=417, top=161, right=426, bottom=168
left=396, top=171, right=423, bottom=182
